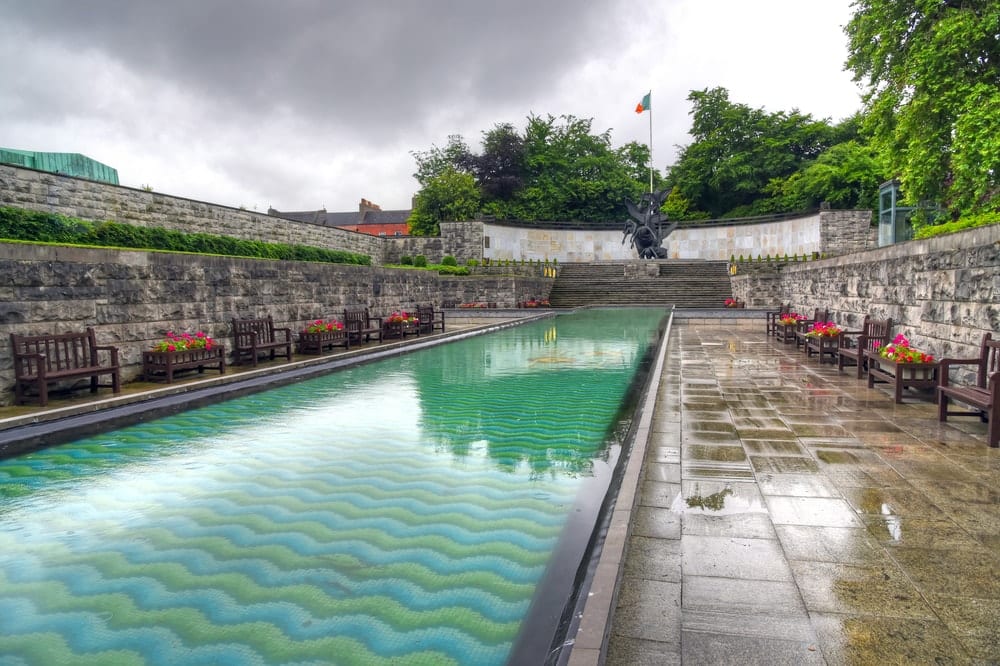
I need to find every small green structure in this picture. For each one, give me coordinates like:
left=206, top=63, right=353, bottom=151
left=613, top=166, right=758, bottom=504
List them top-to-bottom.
left=0, top=148, right=119, bottom=185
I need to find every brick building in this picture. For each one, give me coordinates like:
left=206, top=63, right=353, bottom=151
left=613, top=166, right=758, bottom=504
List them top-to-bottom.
left=270, top=198, right=410, bottom=237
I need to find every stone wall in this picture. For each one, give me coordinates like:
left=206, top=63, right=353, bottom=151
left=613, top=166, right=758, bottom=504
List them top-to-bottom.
left=0, top=164, right=384, bottom=262
left=1, top=164, right=873, bottom=267
left=481, top=211, right=872, bottom=263
left=384, top=221, right=484, bottom=264
left=732, top=223, right=1000, bottom=361
left=0, top=242, right=551, bottom=404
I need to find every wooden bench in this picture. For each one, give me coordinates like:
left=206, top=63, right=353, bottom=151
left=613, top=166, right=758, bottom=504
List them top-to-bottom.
left=766, top=303, right=790, bottom=336
left=416, top=304, right=446, bottom=334
left=344, top=307, right=383, bottom=345
left=231, top=315, right=293, bottom=367
left=837, top=316, right=893, bottom=378
left=10, top=327, right=121, bottom=406
left=937, top=332, right=1000, bottom=447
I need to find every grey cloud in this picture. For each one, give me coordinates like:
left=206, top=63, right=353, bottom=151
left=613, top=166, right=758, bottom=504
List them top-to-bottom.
left=3, top=1, right=624, bottom=139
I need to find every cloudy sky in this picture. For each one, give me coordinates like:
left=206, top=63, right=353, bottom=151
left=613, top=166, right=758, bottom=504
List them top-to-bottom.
left=0, top=1, right=864, bottom=214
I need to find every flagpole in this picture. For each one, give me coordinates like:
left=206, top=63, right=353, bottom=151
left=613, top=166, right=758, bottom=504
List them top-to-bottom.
left=648, top=91, right=653, bottom=193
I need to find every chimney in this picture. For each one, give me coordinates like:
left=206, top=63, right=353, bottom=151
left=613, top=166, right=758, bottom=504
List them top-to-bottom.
left=359, top=198, right=382, bottom=213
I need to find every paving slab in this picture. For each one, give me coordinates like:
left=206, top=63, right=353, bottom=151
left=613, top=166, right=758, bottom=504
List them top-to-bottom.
left=602, top=323, right=996, bottom=664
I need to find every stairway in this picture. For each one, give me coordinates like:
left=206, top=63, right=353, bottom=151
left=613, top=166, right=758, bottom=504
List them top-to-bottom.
left=547, top=261, right=733, bottom=308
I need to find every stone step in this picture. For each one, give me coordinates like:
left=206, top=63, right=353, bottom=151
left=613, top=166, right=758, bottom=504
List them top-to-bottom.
left=548, top=261, right=733, bottom=308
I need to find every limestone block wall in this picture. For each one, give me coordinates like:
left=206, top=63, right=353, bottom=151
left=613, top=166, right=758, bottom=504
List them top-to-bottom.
left=0, top=164, right=384, bottom=262
left=1, top=164, right=872, bottom=267
left=481, top=212, right=872, bottom=263
left=384, top=221, right=484, bottom=264
left=732, top=223, right=1000, bottom=362
left=0, top=242, right=551, bottom=405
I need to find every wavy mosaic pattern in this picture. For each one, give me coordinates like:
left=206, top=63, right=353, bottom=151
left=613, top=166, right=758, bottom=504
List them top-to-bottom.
left=0, top=309, right=663, bottom=665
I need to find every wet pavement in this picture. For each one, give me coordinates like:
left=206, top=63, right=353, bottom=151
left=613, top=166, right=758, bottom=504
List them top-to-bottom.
left=603, top=324, right=999, bottom=665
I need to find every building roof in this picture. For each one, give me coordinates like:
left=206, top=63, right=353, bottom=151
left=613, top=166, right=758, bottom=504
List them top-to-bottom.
left=269, top=198, right=411, bottom=231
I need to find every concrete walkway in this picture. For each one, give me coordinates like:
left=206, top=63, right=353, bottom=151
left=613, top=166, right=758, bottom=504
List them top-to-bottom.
left=603, top=323, right=998, bottom=664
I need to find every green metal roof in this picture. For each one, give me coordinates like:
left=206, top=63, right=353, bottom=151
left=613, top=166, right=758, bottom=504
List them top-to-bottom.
left=0, top=148, right=119, bottom=185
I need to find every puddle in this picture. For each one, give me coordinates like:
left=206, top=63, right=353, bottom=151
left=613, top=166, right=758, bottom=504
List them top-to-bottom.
left=671, top=482, right=767, bottom=515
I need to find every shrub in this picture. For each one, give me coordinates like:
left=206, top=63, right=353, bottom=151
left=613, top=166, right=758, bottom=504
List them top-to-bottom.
left=0, top=206, right=371, bottom=265
left=441, top=254, right=458, bottom=266
left=400, top=255, right=413, bottom=265
left=413, top=255, right=428, bottom=267
left=466, top=259, right=479, bottom=266
left=437, top=265, right=470, bottom=275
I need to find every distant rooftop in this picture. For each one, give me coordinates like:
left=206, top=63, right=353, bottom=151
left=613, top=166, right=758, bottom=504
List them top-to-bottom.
left=269, top=198, right=411, bottom=236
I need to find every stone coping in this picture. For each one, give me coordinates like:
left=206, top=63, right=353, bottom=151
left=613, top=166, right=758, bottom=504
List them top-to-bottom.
left=563, top=310, right=675, bottom=665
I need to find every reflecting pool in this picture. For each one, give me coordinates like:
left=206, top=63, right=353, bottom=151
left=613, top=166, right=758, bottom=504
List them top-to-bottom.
left=0, top=308, right=666, bottom=665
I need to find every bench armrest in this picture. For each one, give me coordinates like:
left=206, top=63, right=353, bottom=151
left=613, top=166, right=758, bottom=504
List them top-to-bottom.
left=369, top=316, right=383, bottom=326
left=276, top=327, right=293, bottom=341
left=95, top=344, right=121, bottom=366
left=13, top=351, right=47, bottom=377
left=938, top=357, right=984, bottom=387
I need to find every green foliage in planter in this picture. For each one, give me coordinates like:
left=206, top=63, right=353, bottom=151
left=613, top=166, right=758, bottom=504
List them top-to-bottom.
left=0, top=206, right=371, bottom=265
left=440, top=254, right=458, bottom=266
left=413, top=255, right=428, bottom=267
left=466, top=259, right=479, bottom=266
left=437, top=265, right=470, bottom=275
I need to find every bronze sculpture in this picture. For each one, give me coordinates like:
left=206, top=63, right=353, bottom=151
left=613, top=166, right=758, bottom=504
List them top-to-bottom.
left=622, top=189, right=676, bottom=259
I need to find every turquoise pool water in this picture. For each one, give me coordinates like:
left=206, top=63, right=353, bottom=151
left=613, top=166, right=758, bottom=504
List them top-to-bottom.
left=0, top=308, right=665, bottom=665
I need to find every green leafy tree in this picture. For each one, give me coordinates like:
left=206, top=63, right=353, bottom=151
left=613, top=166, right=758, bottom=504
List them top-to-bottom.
left=845, top=0, right=1000, bottom=215
left=666, top=87, right=841, bottom=218
left=502, top=114, right=648, bottom=222
left=410, top=115, right=657, bottom=226
left=411, top=135, right=472, bottom=188
left=764, top=140, right=888, bottom=212
left=407, top=168, right=480, bottom=236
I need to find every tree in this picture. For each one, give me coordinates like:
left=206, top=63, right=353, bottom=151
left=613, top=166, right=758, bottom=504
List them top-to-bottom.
left=845, top=0, right=1000, bottom=215
left=666, top=88, right=840, bottom=218
left=409, top=114, right=658, bottom=227
left=505, top=114, right=647, bottom=222
left=466, top=123, right=526, bottom=202
left=410, top=135, right=472, bottom=188
left=764, top=140, right=888, bottom=212
left=407, top=168, right=480, bottom=236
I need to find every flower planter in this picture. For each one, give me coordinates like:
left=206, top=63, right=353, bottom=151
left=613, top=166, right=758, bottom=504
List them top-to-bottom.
left=383, top=321, right=419, bottom=339
left=775, top=323, right=798, bottom=344
left=298, top=329, right=349, bottom=355
left=805, top=334, right=841, bottom=363
left=142, top=346, right=226, bottom=384
left=864, top=350, right=939, bottom=403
